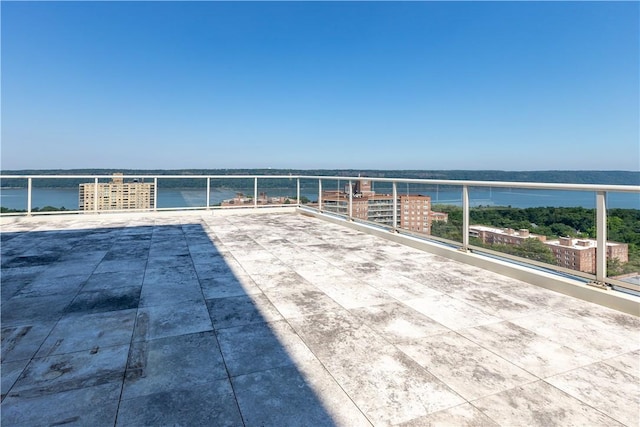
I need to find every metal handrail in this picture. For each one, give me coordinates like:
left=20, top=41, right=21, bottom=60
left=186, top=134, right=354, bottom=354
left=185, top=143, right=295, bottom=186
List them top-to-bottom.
left=3, top=173, right=638, bottom=192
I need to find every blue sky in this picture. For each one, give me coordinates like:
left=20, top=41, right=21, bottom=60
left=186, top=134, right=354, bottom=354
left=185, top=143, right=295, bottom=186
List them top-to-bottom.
left=2, top=1, right=638, bottom=171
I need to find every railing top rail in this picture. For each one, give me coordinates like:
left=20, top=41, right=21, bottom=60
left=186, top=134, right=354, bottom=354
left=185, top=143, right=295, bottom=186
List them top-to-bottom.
left=0, top=174, right=300, bottom=180
left=1, top=174, right=638, bottom=193
left=299, top=175, right=640, bottom=192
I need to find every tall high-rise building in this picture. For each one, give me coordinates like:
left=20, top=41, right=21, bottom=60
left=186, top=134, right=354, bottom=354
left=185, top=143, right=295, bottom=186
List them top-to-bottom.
left=79, top=173, right=155, bottom=211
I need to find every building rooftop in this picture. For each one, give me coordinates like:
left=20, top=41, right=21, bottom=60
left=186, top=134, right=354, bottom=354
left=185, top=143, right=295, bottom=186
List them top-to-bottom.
left=1, top=210, right=639, bottom=426
left=545, top=237, right=624, bottom=250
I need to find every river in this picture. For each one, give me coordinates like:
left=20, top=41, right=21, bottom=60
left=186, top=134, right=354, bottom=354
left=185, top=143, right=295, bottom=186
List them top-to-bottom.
left=1, top=186, right=638, bottom=211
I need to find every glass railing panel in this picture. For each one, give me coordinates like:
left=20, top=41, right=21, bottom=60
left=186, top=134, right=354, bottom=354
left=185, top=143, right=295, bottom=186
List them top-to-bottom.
left=77, top=176, right=156, bottom=212
left=1, top=177, right=29, bottom=213
left=33, top=177, right=86, bottom=212
left=156, top=177, right=207, bottom=209
left=209, top=177, right=255, bottom=208
left=256, top=177, right=298, bottom=206
left=339, top=177, right=394, bottom=230
left=298, top=178, right=319, bottom=206
left=319, top=178, right=348, bottom=218
left=368, top=180, right=393, bottom=197
left=395, top=182, right=441, bottom=236
left=429, top=185, right=464, bottom=245
left=468, top=187, right=600, bottom=276
left=482, top=187, right=598, bottom=209
left=37, top=188, right=79, bottom=212
left=606, top=191, right=640, bottom=292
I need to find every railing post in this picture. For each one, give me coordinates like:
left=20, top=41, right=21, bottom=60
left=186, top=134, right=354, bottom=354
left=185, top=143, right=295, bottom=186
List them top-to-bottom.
left=94, top=177, right=99, bottom=213
left=206, top=177, right=211, bottom=210
left=254, top=177, right=258, bottom=208
left=27, top=178, right=32, bottom=215
left=153, top=178, right=158, bottom=211
left=296, top=178, right=300, bottom=206
left=318, top=179, right=323, bottom=212
left=348, top=179, right=353, bottom=220
left=392, top=181, right=398, bottom=232
left=462, top=185, right=470, bottom=251
left=595, top=191, right=607, bottom=283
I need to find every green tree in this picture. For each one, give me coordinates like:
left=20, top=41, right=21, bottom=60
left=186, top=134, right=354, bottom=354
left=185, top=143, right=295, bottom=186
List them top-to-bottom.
left=0, top=207, right=25, bottom=213
left=431, top=220, right=462, bottom=242
left=516, top=239, right=556, bottom=264
left=607, top=258, right=624, bottom=277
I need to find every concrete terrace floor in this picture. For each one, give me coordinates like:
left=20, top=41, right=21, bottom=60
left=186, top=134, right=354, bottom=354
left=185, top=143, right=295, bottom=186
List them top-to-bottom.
left=1, top=210, right=639, bottom=427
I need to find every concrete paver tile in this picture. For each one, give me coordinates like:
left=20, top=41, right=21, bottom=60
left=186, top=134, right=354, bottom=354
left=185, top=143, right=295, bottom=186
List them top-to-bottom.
left=64, top=286, right=141, bottom=314
left=207, top=294, right=283, bottom=330
left=405, top=294, right=501, bottom=331
left=133, top=301, right=212, bottom=341
left=351, top=301, right=449, bottom=344
left=36, top=309, right=137, bottom=357
left=217, top=319, right=314, bottom=377
left=459, top=321, right=595, bottom=378
left=1, top=322, right=57, bottom=363
left=123, top=331, right=227, bottom=399
left=398, top=331, right=537, bottom=401
left=8, top=345, right=129, bottom=399
left=546, top=362, right=640, bottom=427
left=232, top=365, right=339, bottom=427
left=472, top=380, right=624, bottom=427
left=117, top=381, right=243, bottom=426
left=2, top=382, right=121, bottom=427
left=397, top=403, right=500, bottom=427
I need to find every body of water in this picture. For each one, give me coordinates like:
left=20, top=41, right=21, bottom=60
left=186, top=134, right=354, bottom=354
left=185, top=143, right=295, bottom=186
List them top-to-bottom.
left=1, top=186, right=638, bottom=211
left=0, top=187, right=306, bottom=211
left=431, top=187, right=640, bottom=209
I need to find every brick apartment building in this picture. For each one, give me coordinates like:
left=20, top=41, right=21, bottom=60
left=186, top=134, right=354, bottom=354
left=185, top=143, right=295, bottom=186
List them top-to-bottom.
left=79, top=173, right=154, bottom=211
left=322, top=178, right=448, bottom=234
left=399, top=194, right=433, bottom=234
left=469, top=225, right=628, bottom=274
left=469, top=226, right=547, bottom=245
left=544, top=236, right=628, bottom=273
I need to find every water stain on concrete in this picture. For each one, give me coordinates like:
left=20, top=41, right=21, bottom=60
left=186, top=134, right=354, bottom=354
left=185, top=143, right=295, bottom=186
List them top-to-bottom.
left=2, top=254, right=60, bottom=268
left=65, top=290, right=140, bottom=314
left=1, top=326, right=32, bottom=363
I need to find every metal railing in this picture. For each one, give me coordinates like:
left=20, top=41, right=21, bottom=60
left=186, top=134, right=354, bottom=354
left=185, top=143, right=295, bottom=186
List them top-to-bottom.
left=1, top=173, right=639, bottom=292
left=0, top=174, right=303, bottom=213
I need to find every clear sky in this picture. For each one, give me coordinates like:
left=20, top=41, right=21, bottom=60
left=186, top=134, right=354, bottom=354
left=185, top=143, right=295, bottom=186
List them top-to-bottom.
left=1, top=1, right=638, bottom=171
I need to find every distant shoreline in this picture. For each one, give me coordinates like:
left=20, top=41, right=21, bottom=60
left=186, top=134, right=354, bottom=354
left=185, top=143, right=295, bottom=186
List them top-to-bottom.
left=2, top=169, right=638, bottom=173
left=1, top=170, right=638, bottom=187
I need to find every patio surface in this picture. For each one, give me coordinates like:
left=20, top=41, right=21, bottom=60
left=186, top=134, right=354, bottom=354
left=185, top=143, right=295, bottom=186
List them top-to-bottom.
left=1, top=211, right=639, bottom=426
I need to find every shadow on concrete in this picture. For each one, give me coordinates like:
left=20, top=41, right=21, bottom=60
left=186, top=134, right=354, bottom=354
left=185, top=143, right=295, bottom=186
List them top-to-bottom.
left=1, top=222, right=337, bottom=426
